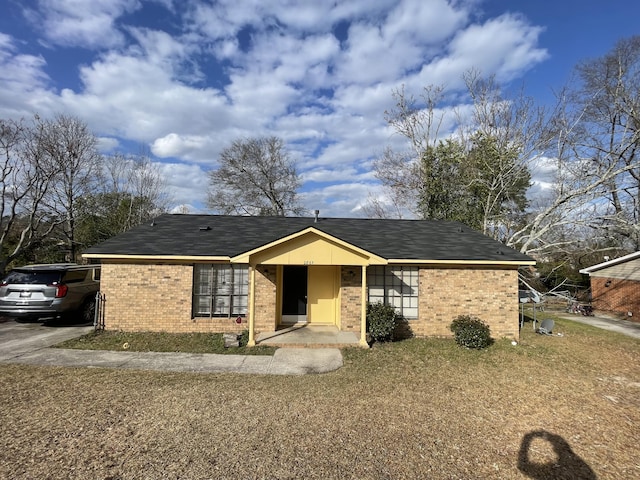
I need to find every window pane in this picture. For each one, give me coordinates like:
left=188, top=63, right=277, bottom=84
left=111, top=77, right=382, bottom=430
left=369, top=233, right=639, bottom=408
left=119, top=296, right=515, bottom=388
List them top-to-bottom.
left=193, top=264, right=249, bottom=317
left=367, top=266, right=418, bottom=320
left=194, top=296, right=210, bottom=316
left=403, top=307, right=418, bottom=318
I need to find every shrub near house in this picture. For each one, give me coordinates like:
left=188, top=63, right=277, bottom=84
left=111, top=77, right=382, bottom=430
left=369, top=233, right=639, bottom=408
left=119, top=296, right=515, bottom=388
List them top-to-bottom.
left=450, top=315, right=493, bottom=349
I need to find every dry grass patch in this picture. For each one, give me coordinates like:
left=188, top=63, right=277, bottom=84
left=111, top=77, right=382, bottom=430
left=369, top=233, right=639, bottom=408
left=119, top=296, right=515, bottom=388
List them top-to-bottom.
left=1, top=313, right=639, bottom=479
left=55, top=330, right=277, bottom=355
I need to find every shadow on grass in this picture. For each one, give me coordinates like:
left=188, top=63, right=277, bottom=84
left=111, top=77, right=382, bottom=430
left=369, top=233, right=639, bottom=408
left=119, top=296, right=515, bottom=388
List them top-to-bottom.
left=393, top=316, right=414, bottom=341
left=517, top=430, right=596, bottom=479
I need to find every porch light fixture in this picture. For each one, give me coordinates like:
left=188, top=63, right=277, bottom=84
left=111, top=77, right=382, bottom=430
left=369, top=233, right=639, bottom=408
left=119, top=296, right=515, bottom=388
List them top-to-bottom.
left=605, top=280, right=612, bottom=287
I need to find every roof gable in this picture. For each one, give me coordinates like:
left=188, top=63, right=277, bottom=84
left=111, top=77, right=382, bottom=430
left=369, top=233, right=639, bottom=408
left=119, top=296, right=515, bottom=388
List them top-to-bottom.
left=231, top=227, right=387, bottom=265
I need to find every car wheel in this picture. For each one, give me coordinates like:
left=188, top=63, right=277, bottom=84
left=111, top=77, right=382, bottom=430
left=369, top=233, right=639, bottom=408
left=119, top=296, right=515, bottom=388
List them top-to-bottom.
left=81, top=298, right=96, bottom=324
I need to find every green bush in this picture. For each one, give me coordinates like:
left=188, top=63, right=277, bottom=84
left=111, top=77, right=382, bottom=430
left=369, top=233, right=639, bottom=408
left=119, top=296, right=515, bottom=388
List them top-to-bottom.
left=367, top=302, right=399, bottom=343
left=449, top=315, right=493, bottom=349
left=239, top=330, right=249, bottom=347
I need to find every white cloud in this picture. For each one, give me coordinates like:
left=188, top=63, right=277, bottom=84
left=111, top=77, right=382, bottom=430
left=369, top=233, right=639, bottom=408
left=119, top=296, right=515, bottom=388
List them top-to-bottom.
left=25, top=0, right=140, bottom=49
left=383, top=0, right=468, bottom=43
left=413, top=13, right=548, bottom=89
left=126, top=27, right=204, bottom=83
left=0, top=34, right=54, bottom=117
left=58, top=51, right=232, bottom=155
left=151, top=133, right=213, bottom=160
left=96, top=136, right=120, bottom=152
left=527, top=155, right=558, bottom=200
left=157, top=162, right=211, bottom=209
left=302, top=166, right=375, bottom=184
left=300, top=182, right=379, bottom=217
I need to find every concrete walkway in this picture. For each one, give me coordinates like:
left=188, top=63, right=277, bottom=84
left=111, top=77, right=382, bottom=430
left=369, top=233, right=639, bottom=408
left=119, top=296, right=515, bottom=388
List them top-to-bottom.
left=6, top=313, right=635, bottom=375
left=558, top=313, right=640, bottom=339
left=0, top=321, right=344, bottom=375
left=5, top=347, right=344, bottom=375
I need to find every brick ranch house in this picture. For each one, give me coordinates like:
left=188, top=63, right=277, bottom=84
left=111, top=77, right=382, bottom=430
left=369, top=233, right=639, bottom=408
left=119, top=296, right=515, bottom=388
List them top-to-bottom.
left=83, top=214, right=535, bottom=346
left=580, top=252, right=640, bottom=320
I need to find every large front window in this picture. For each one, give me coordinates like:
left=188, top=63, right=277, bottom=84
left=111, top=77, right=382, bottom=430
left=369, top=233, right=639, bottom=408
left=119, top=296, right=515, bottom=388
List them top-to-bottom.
left=193, top=264, right=249, bottom=317
left=367, top=266, right=419, bottom=319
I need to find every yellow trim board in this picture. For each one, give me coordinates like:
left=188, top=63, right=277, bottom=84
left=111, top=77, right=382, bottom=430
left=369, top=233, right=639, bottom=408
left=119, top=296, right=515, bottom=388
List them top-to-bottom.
left=387, top=259, right=536, bottom=266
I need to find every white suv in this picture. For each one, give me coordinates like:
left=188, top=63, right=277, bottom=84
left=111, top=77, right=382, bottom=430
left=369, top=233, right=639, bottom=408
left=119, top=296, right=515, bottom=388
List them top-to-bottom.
left=0, top=264, right=100, bottom=322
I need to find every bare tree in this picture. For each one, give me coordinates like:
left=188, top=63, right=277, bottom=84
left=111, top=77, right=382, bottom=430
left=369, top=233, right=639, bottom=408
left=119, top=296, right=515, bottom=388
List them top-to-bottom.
left=573, top=36, right=640, bottom=248
left=510, top=37, right=640, bottom=255
left=369, top=86, right=447, bottom=218
left=36, top=114, right=102, bottom=260
left=0, top=118, right=60, bottom=274
left=207, top=136, right=305, bottom=216
left=76, top=152, right=170, bottom=246
left=115, top=152, right=170, bottom=226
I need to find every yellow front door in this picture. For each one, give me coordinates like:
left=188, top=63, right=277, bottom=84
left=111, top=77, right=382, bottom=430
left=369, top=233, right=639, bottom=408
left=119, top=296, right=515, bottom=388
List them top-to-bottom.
left=307, top=266, right=338, bottom=324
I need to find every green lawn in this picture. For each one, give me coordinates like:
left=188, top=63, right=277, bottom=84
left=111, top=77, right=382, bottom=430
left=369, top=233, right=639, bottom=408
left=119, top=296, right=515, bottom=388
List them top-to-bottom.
left=1, top=312, right=638, bottom=479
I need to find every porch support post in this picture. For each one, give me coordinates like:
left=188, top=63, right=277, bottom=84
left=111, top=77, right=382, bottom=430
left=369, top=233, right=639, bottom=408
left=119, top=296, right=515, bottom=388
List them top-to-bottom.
left=248, top=264, right=256, bottom=347
left=360, top=265, right=369, bottom=347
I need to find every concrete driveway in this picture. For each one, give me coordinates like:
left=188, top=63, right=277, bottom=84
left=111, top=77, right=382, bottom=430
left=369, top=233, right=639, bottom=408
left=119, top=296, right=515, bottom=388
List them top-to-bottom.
left=0, top=318, right=94, bottom=362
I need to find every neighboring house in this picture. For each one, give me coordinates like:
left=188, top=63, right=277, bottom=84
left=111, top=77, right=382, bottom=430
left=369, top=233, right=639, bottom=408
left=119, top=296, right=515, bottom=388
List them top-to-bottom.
left=83, top=214, right=535, bottom=346
left=580, top=252, right=640, bottom=320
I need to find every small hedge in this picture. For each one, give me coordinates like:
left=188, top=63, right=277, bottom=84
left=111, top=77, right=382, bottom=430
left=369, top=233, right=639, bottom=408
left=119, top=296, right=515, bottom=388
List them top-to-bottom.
left=367, top=302, right=399, bottom=343
left=450, top=314, right=493, bottom=349
left=239, top=330, right=250, bottom=347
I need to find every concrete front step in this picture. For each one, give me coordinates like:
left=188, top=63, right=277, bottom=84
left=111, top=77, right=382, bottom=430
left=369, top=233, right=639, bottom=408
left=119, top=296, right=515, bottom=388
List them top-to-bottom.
left=256, top=324, right=360, bottom=347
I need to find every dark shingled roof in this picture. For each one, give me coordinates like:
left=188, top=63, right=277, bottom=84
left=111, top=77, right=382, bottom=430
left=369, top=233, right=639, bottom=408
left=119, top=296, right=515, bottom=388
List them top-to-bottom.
left=84, top=214, right=534, bottom=263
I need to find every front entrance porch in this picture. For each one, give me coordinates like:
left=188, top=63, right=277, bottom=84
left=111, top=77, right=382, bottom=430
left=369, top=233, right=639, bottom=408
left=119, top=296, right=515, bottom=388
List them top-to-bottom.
left=241, top=229, right=384, bottom=348
left=256, top=324, right=360, bottom=348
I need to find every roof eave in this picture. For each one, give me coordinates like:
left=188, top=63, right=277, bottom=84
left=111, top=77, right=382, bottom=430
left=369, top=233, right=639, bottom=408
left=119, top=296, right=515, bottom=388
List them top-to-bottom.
left=579, top=251, right=640, bottom=275
left=82, top=254, right=231, bottom=262
left=387, top=259, right=536, bottom=266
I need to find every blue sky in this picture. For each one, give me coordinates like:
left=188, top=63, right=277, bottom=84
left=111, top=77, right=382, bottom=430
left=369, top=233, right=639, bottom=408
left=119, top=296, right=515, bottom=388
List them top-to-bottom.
left=1, top=0, right=638, bottom=217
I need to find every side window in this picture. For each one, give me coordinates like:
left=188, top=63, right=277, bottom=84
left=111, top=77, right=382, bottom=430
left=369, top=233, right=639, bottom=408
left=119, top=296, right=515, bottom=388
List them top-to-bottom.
left=192, top=264, right=249, bottom=317
left=367, top=266, right=419, bottom=319
left=93, top=268, right=101, bottom=281
left=62, top=271, right=88, bottom=284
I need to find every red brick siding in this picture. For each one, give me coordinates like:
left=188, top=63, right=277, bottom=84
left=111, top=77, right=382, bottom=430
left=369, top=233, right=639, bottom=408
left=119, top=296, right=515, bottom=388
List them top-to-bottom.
left=100, top=263, right=248, bottom=333
left=592, top=277, right=640, bottom=320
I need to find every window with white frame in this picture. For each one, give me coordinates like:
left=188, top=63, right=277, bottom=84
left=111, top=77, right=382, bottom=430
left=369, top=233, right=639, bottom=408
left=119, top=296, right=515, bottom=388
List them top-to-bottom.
left=193, top=264, right=249, bottom=317
left=367, top=266, right=419, bottom=319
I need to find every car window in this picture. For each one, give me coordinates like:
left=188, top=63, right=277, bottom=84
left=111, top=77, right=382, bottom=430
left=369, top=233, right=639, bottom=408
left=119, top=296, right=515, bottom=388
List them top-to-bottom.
left=93, top=268, right=101, bottom=281
left=62, top=270, right=88, bottom=283
left=2, top=271, right=62, bottom=285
